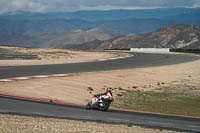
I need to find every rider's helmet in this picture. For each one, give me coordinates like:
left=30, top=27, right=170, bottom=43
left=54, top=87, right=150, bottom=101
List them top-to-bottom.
left=106, top=89, right=112, bottom=96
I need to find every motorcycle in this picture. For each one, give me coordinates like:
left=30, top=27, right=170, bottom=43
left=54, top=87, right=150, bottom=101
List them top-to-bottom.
left=86, top=91, right=114, bottom=111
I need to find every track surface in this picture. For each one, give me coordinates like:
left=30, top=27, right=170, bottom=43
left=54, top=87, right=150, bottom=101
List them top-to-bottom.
left=0, top=52, right=200, bottom=132
left=0, top=53, right=199, bottom=79
left=0, top=97, right=200, bottom=132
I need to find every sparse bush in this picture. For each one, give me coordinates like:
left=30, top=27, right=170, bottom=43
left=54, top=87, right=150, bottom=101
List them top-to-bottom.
left=157, top=82, right=161, bottom=86
left=132, top=86, right=138, bottom=89
left=88, top=87, right=94, bottom=91
left=118, top=87, right=124, bottom=90
left=117, top=93, right=123, bottom=97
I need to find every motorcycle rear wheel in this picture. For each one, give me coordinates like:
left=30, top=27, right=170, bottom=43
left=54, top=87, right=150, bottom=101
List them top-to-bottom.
left=86, top=103, right=91, bottom=110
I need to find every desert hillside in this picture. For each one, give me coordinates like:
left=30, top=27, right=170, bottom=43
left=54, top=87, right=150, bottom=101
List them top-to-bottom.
left=62, top=24, right=200, bottom=50
left=0, top=27, right=121, bottom=48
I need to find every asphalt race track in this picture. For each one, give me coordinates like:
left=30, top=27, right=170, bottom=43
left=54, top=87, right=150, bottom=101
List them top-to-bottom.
left=0, top=52, right=200, bottom=132
left=0, top=53, right=200, bottom=79
left=0, top=97, right=200, bottom=132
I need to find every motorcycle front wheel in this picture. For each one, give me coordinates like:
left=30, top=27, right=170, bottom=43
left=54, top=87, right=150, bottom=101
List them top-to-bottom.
left=99, top=102, right=110, bottom=111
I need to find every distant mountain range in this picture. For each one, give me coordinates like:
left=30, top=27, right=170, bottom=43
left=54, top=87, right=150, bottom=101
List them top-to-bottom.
left=0, top=8, right=200, bottom=48
left=1, top=8, right=200, bottom=35
left=62, top=24, right=200, bottom=50
left=0, top=27, right=121, bottom=48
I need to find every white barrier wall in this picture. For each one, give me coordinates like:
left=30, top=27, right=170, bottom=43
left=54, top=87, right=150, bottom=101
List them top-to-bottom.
left=130, top=48, right=170, bottom=53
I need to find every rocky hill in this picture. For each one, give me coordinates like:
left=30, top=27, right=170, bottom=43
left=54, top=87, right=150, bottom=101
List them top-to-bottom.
left=62, top=24, right=200, bottom=50
left=39, top=27, right=121, bottom=48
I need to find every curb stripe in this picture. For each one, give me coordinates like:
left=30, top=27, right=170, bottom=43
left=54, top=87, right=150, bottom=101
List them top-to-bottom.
left=95, top=54, right=133, bottom=61
left=0, top=73, right=79, bottom=82
left=0, top=79, right=12, bottom=82
left=0, top=94, right=84, bottom=107
left=0, top=94, right=50, bottom=103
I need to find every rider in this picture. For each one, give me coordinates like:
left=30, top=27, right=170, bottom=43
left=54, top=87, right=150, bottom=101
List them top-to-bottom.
left=92, top=89, right=113, bottom=106
left=95, top=89, right=112, bottom=98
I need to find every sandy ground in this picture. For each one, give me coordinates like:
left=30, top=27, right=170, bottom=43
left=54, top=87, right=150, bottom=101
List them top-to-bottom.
left=0, top=46, right=127, bottom=66
left=0, top=58, right=200, bottom=105
left=0, top=114, right=178, bottom=133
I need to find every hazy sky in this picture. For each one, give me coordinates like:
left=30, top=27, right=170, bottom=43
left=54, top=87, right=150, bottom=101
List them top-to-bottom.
left=0, top=0, right=200, bottom=14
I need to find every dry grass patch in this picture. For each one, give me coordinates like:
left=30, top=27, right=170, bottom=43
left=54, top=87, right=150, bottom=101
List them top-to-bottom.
left=112, top=85, right=200, bottom=117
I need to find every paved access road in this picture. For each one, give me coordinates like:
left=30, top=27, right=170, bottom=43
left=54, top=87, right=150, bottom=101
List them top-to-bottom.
left=0, top=52, right=200, bottom=132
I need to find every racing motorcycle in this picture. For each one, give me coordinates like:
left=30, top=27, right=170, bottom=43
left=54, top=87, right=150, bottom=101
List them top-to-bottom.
left=86, top=90, right=114, bottom=111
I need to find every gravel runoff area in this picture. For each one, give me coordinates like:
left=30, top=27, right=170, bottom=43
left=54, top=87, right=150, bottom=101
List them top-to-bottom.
left=0, top=114, right=179, bottom=133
